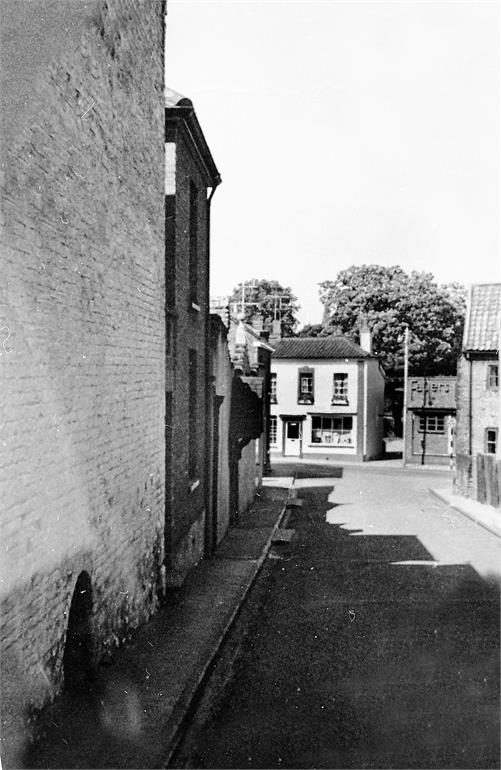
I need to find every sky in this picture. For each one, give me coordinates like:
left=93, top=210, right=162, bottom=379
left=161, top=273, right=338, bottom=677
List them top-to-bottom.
left=165, top=0, right=499, bottom=327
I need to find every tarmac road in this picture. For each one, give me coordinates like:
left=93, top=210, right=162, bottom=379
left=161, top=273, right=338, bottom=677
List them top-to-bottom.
left=171, top=462, right=501, bottom=769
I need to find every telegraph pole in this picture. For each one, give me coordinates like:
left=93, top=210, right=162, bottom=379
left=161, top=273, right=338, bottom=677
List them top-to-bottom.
left=402, top=325, right=409, bottom=467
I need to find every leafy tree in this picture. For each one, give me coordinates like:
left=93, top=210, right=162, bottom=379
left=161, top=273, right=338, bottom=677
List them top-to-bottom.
left=319, top=265, right=466, bottom=381
left=229, top=279, right=300, bottom=337
left=297, top=323, right=323, bottom=337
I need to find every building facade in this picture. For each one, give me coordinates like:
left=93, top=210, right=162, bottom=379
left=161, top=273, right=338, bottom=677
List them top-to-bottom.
left=164, top=88, right=221, bottom=581
left=455, top=283, right=501, bottom=506
left=270, top=335, right=385, bottom=462
left=404, top=377, right=456, bottom=465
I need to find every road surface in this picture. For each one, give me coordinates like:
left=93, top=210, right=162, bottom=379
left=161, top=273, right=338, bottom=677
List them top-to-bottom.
left=171, top=462, right=501, bottom=769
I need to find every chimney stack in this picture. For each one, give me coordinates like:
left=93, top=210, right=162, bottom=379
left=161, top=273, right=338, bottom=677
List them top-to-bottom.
left=269, top=319, right=282, bottom=345
left=359, top=326, right=372, bottom=353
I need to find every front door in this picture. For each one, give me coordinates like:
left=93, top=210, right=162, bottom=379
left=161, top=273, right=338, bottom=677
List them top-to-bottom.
left=284, top=420, right=301, bottom=456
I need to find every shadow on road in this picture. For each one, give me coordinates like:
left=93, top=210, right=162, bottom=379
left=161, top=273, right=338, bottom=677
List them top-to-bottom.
left=182, top=480, right=500, bottom=770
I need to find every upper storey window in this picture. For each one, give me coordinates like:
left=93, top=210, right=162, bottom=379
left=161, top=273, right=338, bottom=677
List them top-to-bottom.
left=487, top=364, right=499, bottom=390
left=298, top=368, right=314, bottom=404
left=270, top=373, right=277, bottom=404
left=332, top=373, right=348, bottom=404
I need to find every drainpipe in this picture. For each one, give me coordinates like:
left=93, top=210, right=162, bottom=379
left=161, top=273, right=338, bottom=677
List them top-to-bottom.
left=204, top=183, right=219, bottom=557
left=467, top=353, right=472, bottom=457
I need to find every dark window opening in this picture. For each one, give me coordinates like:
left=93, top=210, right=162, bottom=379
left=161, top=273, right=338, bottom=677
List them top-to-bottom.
left=486, top=428, right=497, bottom=454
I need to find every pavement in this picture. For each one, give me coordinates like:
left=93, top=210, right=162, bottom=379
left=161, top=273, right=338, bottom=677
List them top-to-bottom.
left=22, top=478, right=293, bottom=770
left=430, top=487, right=501, bottom=539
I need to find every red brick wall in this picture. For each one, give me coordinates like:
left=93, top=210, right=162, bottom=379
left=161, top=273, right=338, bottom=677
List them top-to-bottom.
left=0, top=0, right=165, bottom=757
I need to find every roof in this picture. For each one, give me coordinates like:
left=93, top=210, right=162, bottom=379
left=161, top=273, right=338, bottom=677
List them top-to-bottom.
left=165, top=86, right=221, bottom=188
left=463, top=283, right=501, bottom=352
left=272, top=336, right=372, bottom=360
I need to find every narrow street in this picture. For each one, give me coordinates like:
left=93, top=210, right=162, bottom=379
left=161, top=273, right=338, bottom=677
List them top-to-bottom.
left=171, top=462, right=501, bottom=769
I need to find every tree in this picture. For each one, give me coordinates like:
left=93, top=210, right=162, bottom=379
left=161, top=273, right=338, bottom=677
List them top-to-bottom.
left=319, top=265, right=466, bottom=381
left=229, top=279, right=300, bottom=337
left=297, top=323, right=323, bottom=337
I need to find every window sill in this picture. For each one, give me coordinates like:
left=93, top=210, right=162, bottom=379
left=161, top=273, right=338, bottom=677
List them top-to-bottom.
left=331, top=400, right=349, bottom=406
left=309, top=443, right=354, bottom=448
left=189, top=478, right=200, bottom=493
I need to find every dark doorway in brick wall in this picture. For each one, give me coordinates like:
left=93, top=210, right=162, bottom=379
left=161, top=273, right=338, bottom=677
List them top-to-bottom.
left=63, top=571, right=94, bottom=690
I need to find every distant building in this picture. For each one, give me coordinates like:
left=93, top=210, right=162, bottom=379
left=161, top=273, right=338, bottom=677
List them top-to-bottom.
left=455, top=283, right=501, bottom=505
left=270, top=332, right=385, bottom=461
left=404, top=377, right=456, bottom=465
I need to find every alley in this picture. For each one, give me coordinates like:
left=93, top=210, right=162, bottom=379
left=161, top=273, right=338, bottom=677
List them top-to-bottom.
left=172, top=463, right=501, bottom=769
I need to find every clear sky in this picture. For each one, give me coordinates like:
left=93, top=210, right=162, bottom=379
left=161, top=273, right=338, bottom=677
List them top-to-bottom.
left=165, top=0, right=499, bottom=326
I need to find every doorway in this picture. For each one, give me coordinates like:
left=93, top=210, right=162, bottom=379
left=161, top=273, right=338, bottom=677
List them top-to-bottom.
left=284, top=420, right=302, bottom=456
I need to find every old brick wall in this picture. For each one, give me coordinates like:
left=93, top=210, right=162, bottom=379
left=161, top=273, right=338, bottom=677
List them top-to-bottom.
left=0, top=0, right=165, bottom=758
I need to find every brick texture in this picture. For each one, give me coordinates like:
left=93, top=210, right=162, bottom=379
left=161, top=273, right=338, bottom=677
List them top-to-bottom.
left=0, top=0, right=165, bottom=757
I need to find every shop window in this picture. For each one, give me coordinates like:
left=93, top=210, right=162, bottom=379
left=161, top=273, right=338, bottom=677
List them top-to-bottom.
left=487, top=364, right=499, bottom=390
left=298, top=368, right=314, bottom=404
left=270, top=373, right=277, bottom=404
left=332, top=373, right=348, bottom=404
left=270, top=415, right=277, bottom=445
left=311, top=415, right=353, bottom=445
left=418, top=415, right=445, bottom=434
left=485, top=428, right=497, bottom=454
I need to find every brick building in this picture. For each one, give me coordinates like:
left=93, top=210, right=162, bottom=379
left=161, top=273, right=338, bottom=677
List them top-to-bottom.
left=0, top=1, right=165, bottom=761
left=164, top=88, right=221, bottom=581
left=455, top=283, right=501, bottom=506
left=270, top=333, right=385, bottom=461
left=404, top=377, right=456, bottom=466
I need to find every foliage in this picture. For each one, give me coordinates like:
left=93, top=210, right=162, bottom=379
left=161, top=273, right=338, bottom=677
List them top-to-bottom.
left=319, top=265, right=466, bottom=380
left=229, top=279, right=300, bottom=337
left=297, top=323, right=323, bottom=337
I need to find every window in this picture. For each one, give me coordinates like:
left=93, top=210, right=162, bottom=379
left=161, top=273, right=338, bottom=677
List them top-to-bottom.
left=189, top=181, right=199, bottom=305
left=188, top=349, right=198, bottom=478
left=487, top=364, right=499, bottom=390
left=297, top=367, right=314, bottom=404
left=270, top=373, right=277, bottom=404
left=332, top=373, right=348, bottom=404
left=269, top=415, right=277, bottom=445
left=311, top=415, right=353, bottom=445
left=418, top=415, right=445, bottom=434
left=486, top=428, right=497, bottom=454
